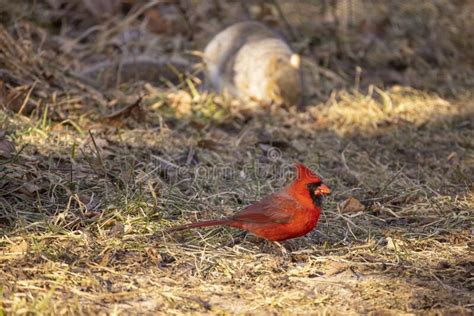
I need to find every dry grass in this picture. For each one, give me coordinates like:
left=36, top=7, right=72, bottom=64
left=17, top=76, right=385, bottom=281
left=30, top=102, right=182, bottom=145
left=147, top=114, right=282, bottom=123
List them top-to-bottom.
left=1, top=0, right=473, bottom=314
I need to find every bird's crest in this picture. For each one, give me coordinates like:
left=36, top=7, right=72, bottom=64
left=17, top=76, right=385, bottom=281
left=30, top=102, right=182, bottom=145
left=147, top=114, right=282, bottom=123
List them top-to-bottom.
left=294, top=163, right=321, bottom=183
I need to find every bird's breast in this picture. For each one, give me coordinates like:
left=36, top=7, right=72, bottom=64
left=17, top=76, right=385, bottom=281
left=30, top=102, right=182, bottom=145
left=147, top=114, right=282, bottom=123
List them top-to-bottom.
left=238, top=207, right=320, bottom=241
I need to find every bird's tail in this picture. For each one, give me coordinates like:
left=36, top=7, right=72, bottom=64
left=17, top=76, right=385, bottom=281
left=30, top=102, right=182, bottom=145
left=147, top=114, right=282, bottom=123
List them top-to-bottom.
left=166, top=219, right=230, bottom=232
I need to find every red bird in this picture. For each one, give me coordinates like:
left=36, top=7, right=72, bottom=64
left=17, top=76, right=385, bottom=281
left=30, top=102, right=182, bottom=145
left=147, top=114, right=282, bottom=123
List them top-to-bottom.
left=167, top=163, right=331, bottom=241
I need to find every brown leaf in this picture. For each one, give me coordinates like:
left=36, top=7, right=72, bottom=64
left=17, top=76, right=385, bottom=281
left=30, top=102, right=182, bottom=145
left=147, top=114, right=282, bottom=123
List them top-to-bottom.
left=149, top=3, right=189, bottom=36
left=145, top=7, right=175, bottom=35
left=0, top=84, right=35, bottom=114
left=104, top=97, right=142, bottom=120
left=0, top=135, right=15, bottom=159
left=197, top=138, right=220, bottom=150
left=258, top=139, right=292, bottom=150
left=22, top=183, right=40, bottom=194
left=340, top=197, right=365, bottom=213
left=84, top=210, right=101, bottom=219
left=108, top=222, right=124, bottom=238
left=386, top=237, right=405, bottom=251
left=8, top=239, right=28, bottom=255
left=145, top=247, right=162, bottom=265
left=99, top=250, right=112, bottom=266
left=325, top=261, right=349, bottom=276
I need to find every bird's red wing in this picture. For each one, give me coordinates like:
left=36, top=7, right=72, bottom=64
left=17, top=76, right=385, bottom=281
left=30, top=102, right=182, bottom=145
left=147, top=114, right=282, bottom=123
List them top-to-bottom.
left=230, top=193, right=296, bottom=224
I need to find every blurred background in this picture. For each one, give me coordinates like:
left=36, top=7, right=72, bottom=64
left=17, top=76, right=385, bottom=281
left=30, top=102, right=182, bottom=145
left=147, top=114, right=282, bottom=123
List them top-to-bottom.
left=2, top=0, right=473, bottom=102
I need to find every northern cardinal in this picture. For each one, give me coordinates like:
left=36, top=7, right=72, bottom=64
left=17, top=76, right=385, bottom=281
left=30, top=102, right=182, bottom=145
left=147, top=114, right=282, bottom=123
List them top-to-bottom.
left=167, top=163, right=331, bottom=241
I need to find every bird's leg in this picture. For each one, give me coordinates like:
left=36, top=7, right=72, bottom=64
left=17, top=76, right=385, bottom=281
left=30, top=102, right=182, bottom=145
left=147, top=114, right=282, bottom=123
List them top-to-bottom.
left=259, top=240, right=289, bottom=256
left=274, top=241, right=289, bottom=256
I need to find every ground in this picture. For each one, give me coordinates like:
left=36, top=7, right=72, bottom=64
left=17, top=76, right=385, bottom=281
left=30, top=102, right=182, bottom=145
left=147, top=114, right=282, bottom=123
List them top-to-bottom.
left=0, top=1, right=473, bottom=314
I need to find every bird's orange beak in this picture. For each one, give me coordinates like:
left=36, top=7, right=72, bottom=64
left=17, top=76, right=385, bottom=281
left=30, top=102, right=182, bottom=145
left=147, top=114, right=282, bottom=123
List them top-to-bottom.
left=315, top=184, right=331, bottom=196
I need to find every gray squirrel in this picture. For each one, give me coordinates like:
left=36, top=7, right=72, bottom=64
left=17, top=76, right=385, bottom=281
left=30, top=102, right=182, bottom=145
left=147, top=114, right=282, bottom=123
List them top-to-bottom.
left=81, top=21, right=303, bottom=106
left=204, top=21, right=302, bottom=106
